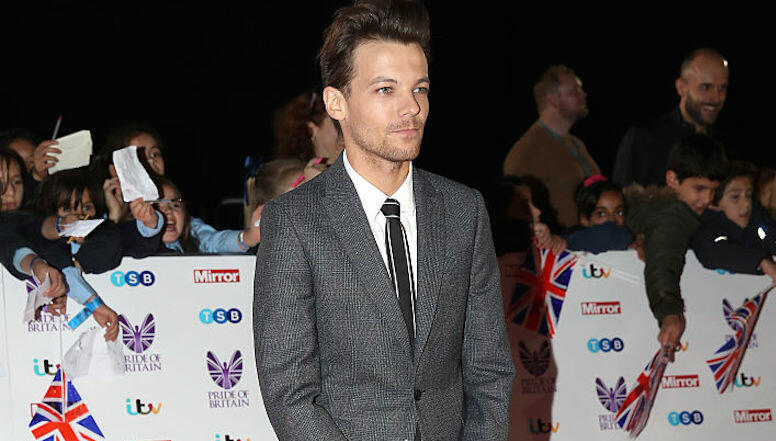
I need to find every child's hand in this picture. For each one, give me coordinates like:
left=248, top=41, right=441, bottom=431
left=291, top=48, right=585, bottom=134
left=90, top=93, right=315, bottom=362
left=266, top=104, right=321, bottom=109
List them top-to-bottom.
left=32, top=140, right=60, bottom=181
left=103, top=177, right=126, bottom=223
left=129, top=198, right=159, bottom=228
left=242, top=204, right=263, bottom=247
left=534, top=223, right=567, bottom=254
left=629, top=233, right=645, bottom=261
left=760, top=258, right=776, bottom=286
left=92, top=301, right=119, bottom=342
left=658, top=314, right=686, bottom=362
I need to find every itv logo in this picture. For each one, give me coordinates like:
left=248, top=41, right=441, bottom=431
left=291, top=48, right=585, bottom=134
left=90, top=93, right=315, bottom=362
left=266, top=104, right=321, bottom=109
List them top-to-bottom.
left=582, top=264, right=611, bottom=279
left=33, top=358, right=58, bottom=376
left=733, top=372, right=761, bottom=388
left=126, top=398, right=162, bottom=415
left=528, top=418, right=558, bottom=434
left=216, top=435, right=251, bottom=441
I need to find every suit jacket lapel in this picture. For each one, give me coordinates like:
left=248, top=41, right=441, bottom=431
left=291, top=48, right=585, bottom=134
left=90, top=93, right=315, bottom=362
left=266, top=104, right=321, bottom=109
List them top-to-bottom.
left=322, top=157, right=412, bottom=356
left=413, top=170, right=445, bottom=361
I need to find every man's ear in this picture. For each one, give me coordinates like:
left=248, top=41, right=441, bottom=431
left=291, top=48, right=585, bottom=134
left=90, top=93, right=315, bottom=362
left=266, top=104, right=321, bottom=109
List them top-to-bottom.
left=675, top=77, right=687, bottom=98
left=323, top=86, right=346, bottom=125
left=546, top=92, right=560, bottom=110
left=666, top=170, right=680, bottom=189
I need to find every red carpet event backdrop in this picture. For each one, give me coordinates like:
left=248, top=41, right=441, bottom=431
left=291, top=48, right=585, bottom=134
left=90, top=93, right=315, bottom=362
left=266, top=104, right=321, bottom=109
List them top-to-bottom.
left=2, top=252, right=775, bottom=440
left=1, top=256, right=276, bottom=441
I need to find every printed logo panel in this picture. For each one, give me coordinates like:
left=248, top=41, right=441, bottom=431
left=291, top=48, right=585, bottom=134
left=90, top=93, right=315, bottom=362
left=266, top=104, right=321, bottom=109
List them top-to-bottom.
left=194, top=269, right=240, bottom=283
left=581, top=301, right=621, bottom=315
left=734, top=409, right=772, bottom=423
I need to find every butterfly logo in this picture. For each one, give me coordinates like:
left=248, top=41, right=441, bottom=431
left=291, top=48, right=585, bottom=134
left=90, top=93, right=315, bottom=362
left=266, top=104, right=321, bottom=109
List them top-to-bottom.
left=118, top=313, right=156, bottom=353
left=518, top=340, right=551, bottom=377
left=207, top=350, right=243, bottom=390
left=595, top=377, right=627, bottom=413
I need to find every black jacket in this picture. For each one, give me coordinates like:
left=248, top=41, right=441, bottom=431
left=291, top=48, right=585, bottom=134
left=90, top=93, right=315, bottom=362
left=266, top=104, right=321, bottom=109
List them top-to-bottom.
left=613, top=107, right=723, bottom=187
left=691, top=207, right=776, bottom=275
left=0, top=212, right=39, bottom=280
left=120, top=220, right=163, bottom=259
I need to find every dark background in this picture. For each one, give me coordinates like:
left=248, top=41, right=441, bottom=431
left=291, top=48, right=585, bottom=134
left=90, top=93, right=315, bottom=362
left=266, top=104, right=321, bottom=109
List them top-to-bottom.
left=1, top=3, right=767, bottom=226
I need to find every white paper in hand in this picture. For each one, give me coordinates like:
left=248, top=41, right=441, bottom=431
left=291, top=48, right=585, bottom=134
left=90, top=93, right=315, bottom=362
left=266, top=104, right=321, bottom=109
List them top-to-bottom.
left=49, top=130, right=93, bottom=174
left=113, top=145, right=159, bottom=202
left=57, top=219, right=105, bottom=238
left=22, top=274, right=52, bottom=324
left=63, top=327, right=125, bottom=380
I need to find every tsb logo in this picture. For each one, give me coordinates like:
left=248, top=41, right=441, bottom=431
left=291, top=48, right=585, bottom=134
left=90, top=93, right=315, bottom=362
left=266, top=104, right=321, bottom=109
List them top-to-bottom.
left=194, top=269, right=240, bottom=283
left=111, top=270, right=155, bottom=287
left=581, top=301, right=621, bottom=315
left=200, top=308, right=243, bottom=324
left=587, top=338, right=624, bottom=353
left=734, top=409, right=772, bottom=423
left=668, top=410, right=704, bottom=426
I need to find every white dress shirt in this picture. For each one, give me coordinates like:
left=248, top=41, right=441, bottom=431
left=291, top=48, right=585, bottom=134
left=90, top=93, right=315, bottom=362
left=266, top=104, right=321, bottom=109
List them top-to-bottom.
left=343, top=149, right=418, bottom=295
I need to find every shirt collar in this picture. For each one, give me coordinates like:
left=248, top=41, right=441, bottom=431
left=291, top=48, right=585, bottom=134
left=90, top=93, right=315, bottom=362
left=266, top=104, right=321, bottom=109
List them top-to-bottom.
left=343, top=149, right=415, bottom=221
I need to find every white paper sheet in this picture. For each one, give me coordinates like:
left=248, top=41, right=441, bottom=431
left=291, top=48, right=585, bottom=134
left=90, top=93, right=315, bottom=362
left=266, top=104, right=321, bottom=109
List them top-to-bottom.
left=49, top=130, right=93, bottom=174
left=112, top=145, right=159, bottom=202
left=57, top=219, right=105, bottom=238
left=22, top=274, right=52, bottom=324
left=63, top=327, right=125, bottom=380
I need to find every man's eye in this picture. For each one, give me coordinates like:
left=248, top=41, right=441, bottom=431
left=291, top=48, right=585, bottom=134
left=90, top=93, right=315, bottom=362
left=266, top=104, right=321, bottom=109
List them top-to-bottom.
left=413, top=86, right=429, bottom=94
left=377, top=87, right=392, bottom=94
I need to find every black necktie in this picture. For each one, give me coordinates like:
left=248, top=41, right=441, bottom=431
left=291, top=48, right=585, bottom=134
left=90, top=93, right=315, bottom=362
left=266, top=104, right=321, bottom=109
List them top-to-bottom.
left=381, top=198, right=415, bottom=350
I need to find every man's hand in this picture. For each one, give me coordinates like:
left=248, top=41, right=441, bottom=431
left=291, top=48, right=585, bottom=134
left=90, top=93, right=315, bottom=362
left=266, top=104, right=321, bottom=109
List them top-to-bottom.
left=32, top=140, right=61, bottom=181
left=129, top=198, right=158, bottom=228
left=243, top=204, right=264, bottom=247
left=31, top=259, right=67, bottom=298
left=92, top=303, right=119, bottom=341
left=658, top=314, right=685, bottom=362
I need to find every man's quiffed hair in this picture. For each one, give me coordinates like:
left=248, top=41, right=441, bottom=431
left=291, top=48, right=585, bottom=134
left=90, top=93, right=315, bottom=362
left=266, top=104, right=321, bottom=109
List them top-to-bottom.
left=318, top=0, right=431, bottom=96
left=533, top=65, right=576, bottom=112
left=667, top=134, right=728, bottom=182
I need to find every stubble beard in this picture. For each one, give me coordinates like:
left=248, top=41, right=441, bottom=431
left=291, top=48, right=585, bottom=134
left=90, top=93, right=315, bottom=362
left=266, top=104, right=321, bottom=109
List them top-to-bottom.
left=685, top=93, right=719, bottom=128
left=350, top=119, right=424, bottom=164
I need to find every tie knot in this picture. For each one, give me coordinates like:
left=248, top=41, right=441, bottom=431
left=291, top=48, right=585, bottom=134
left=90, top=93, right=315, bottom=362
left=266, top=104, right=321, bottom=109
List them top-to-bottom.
left=381, top=198, right=400, bottom=218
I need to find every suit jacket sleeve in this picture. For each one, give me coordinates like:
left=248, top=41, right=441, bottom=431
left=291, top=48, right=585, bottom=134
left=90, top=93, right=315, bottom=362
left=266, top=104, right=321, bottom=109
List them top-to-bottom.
left=613, top=127, right=640, bottom=186
left=460, top=191, right=515, bottom=440
left=253, top=201, right=347, bottom=441
left=0, top=215, right=35, bottom=280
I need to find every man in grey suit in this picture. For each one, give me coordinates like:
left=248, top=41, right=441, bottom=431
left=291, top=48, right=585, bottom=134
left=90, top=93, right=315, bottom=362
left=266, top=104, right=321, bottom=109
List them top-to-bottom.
left=254, top=1, right=514, bottom=440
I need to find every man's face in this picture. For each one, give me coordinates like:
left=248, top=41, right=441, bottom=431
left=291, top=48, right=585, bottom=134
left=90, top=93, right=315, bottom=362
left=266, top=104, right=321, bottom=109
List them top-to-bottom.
left=334, top=40, right=430, bottom=164
left=677, top=55, right=729, bottom=129
left=556, top=74, right=588, bottom=123
left=667, top=171, right=720, bottom=215
left=715, top=176, right=753, bottom=228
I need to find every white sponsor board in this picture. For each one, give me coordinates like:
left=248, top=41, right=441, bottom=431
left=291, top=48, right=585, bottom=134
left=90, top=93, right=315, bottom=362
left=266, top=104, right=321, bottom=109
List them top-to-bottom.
left=506, top=250, right=776, bottom=440
left=0, top=256, right=275, bottom=441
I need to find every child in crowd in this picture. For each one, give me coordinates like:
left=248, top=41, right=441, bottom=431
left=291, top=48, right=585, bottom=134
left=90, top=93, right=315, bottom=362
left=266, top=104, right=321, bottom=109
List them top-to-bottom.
left=273, top=90, right=344, bottom=168
left=94, top=124, right=260, bottom=253
left=625, top=134, right=727, bottom=356
left=0, top=148, right=25, bottom=211
left=244, top=158, right=305, bottom=227
left=692, top=161, right=776, bottom=281
left=33, top=168, right=123, bottom=274
left=565, top=174, right=633, bottom=253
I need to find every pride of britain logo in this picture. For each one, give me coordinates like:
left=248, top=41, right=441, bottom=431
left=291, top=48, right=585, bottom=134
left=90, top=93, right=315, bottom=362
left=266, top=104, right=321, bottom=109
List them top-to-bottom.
left=25, top=278, right=72, bottom=333
left=119, top=313, right=162, bottom=373
left=517, top=340, right=555, bottom=394
left=206, top=350, right=250, bottom=409
left=594, top=377, right=627, bottom=430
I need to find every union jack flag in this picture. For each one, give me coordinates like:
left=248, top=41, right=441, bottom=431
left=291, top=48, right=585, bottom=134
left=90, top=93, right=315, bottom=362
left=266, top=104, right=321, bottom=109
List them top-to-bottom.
left=505, top=244, right=577, bottom=338
left=706, top=288, right=770, bottom=393
left=615, top=347, right=669, bottom=438
left=29, top=368, right=105, bottom=441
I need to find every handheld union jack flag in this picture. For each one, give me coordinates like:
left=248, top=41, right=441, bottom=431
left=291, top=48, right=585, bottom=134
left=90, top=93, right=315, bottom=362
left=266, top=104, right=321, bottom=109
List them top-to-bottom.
left=505, top=244, right=577, bottom=338
left=706, top=288, right=770, bottom=393
left=615, top=347, right=669, bottom=438
left=29, top=368, right=105, bottom=441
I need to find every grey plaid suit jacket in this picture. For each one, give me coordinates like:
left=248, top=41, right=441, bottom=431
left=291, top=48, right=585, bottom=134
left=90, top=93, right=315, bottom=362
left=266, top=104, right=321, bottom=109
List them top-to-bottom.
left=254, top=155, right=514, bottom=441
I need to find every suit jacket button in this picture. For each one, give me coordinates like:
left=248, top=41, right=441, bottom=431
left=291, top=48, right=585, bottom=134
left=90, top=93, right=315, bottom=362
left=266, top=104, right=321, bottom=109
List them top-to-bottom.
left=414, top=389, right=422, bottom=401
